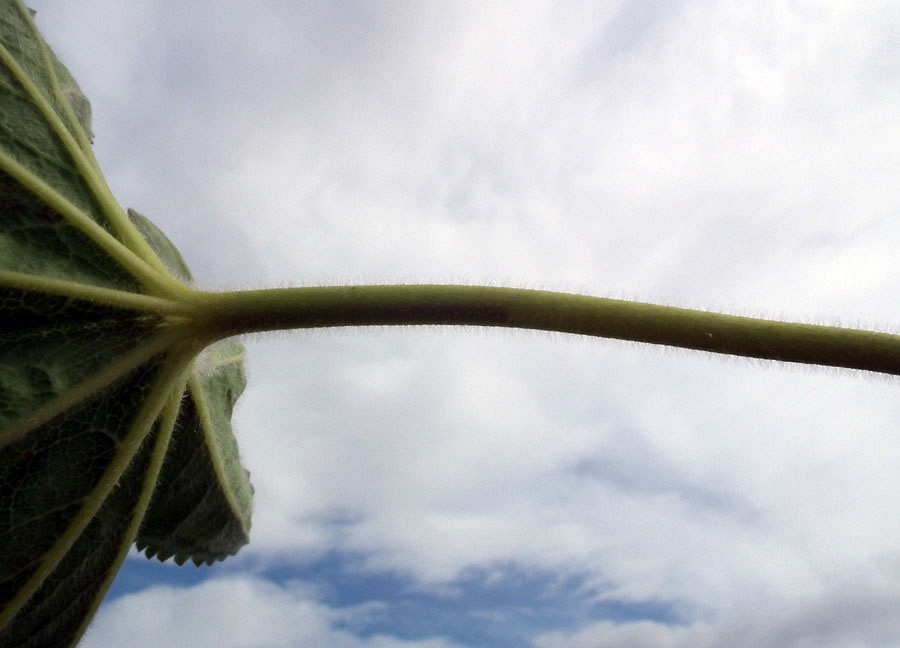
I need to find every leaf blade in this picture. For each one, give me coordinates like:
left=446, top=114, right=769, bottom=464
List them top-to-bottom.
left=0, top=1, right=189, bottom=296
left=0, top=4, right=254, bottom=645
left=137, top=341, right=253, bottom=566
left=0, top=355, right=191, bottom=646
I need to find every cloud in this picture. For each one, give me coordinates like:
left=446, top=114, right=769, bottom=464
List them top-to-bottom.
left=535, top=566, right=900, bottom=647
left=82, top=576, right=460, bottom=648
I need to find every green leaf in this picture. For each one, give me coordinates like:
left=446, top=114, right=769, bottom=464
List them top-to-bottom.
left=0, top=3, right=252, bottom=646
left=136, top=339, right=252, bottom=567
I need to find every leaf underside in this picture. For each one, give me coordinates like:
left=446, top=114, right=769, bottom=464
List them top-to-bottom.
left=0, top=2, right=253, bottom=646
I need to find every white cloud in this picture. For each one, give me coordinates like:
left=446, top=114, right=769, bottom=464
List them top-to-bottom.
left=535, top=564, right=900, bottom=647
left=81, top=576, right=459, bottom=648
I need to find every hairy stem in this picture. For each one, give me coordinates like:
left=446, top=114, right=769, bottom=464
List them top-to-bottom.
left=190, top=284, right=900, bottom=376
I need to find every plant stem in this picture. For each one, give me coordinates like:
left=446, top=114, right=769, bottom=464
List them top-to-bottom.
left=192, top=284, right=900, bottom=376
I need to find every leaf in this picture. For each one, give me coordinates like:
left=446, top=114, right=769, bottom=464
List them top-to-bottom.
left=0, top=3, right=252, bottom=646
left=135, top=338, right=252, bottom=567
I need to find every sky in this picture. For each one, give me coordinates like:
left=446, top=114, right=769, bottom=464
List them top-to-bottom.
left=23, top=1, right=900, bottom=646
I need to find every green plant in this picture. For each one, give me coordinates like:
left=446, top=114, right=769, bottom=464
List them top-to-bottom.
left=2, top=2, right=899, bottom=646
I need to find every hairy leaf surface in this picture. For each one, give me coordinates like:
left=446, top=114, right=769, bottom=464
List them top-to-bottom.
left=0, top=3, right=252, bottom=645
